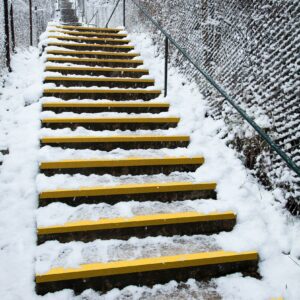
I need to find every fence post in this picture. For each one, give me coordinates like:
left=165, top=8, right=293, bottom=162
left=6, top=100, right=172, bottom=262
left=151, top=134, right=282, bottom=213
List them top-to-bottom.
left=3, top=0, right=11, bottom=71
left=29, top=0, right=33, bottom=46
left=123, top=0, right=126, bottom=27
left=10, top=3, right=15, bottom=53
left=164, top=37, right=169, bottom=97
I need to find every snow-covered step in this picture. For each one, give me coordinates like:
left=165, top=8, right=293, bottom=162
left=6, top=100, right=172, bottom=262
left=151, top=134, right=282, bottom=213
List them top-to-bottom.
left=53, top=25, right=121, bottom=33
left=49, top=29, right=128, bottom=39
left=48, top=35, right=130, bottom=45
left=46, top=42, right=134, bottom=52
left=46, top=49, right=140, bottom=59
left=46, top=57, right=143, bottom=68
left=45, top=65, right=149, bottom=77
left=44, top=76, right=154, bottom=88
left=43, top=88, right=161, bottom=100
left=42, top=101, right=169, bottom=113
left=41, top=116, right=179, bottom=131
left=40, top=135, right=190, bottom=150
left=39, top=156, right=204, bottom=176
left=39, top=181, right=217, bottom=206
left=37, top=211, right=236, bottom=244
left=35, top=250, right=258, bottom=295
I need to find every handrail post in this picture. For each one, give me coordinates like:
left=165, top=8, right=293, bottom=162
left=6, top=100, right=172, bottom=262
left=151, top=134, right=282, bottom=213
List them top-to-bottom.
left=3, top=0, right=11, bottom=71
left=29, top=0, right=33, bottom=46
left=123, top=0, right=126, bottom=27
left=10, top=3, right=15, bottom=53
left=164, top=37, right=169, bottom=97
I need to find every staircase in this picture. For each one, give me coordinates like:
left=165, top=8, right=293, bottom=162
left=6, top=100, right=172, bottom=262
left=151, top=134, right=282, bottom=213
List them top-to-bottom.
left=36, top=7, right=259, bottom=295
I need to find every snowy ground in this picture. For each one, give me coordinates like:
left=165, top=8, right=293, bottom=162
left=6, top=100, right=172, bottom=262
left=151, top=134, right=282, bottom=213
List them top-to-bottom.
left=0, top=26, right=299, bottom=300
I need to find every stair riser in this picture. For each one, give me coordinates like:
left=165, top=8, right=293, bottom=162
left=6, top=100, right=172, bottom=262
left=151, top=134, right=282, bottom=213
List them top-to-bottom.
left=55, top=27, right=120, bottom=34
left=50, top=33, right=127, bottom=39
left=51, top=37, right=129, bottom=45
left=47, top=44, right=133, bottom=52
left=47, top=53, right=138, bottom=59
left=46, top=60, right=142, bottom=68
left=45, top=69, right=147, bottom=77
left=44, top=80, right=153, bottom=89
left=42, top=92, right=160, bottom=101
left=42, top=107, right=169, bottom=114
left=42, top=122, right=177, bottom=131
left=40, top=140, right=189, bottom=151
left=40, top=163, right=201, bottom=177
left=39, top=189, right=216, bottom=207
left=37, top=218, right=236, bottom=244
left=36, top=260, right=258, bottom=295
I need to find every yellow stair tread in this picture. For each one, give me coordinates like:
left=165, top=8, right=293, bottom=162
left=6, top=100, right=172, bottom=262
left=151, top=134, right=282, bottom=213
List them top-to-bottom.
left=54, top=25, right=121, bottom=32
left=49, top=30, right=127, bottom=37
left=48, top=36, right=130, bottom=43
left=47, top=42, right=134, bottom=49
left=46, top=50, right=139, bottom=56
left=46, top=57, right=143, bottom=63
left=45, top=66, right=149, bottom=73
left=44, top=77, right=153, bottom=83
left=44, top=89, right=161, bottom=94
left=42, top=102, right=169, bottom=108
left=41, top=117, right=179, bottom=123
left=41, top=135, right=190, bottom=143
left=40, top=156, right=204, bottom=169
left=39, top=181, right=216, bottom=199
left=38, top=211, right=236, bottom=235
left=36, top=250, right=258, bottom=282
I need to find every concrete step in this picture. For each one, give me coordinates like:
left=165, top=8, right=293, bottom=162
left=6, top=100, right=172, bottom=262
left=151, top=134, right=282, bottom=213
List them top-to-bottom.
left=45, top=66, right=149, bottom=77
left=44, top=77, right=154, bottom=88
left=43, top=88, right=161, bottom=100
left=42, top=101, right=170, bottom=114
left=40, top=135, right=190, bottom=151
left=40, top=156, right=204, bottom=176
left=39, top=181, right=217, bottom=206
left=37, top=211, right=236, bottom=243
left=36, top=250, right=258, bottom=295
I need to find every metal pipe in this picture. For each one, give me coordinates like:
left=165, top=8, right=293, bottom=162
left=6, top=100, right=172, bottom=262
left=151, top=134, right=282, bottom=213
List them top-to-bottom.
left=3, top=0, right=11, bottom=71
left=29, top=0, right=33, bottom=46
left=105, top=0, right=121, bottom=28
left=123, top=0, right=126, bottom=27
left=10, top=3, right=15, bottom=53
left=164, top=37, right=169, bottom=97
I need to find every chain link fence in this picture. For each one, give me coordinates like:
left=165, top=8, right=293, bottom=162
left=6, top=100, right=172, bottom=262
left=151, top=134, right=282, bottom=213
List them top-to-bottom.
left=0, top=0, right=56, bottom=75
left=82, top=0, right=300, bottom=213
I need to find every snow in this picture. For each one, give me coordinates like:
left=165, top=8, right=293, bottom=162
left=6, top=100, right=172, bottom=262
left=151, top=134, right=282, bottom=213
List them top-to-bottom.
left=0, top=24, right=299, bottom=300
left=0, top=48, right=43, bottom=299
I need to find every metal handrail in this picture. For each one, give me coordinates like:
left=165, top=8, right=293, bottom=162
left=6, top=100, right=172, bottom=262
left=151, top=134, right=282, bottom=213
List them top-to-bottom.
left=105, top=0, right=300, bottom=177
left=105, top=0, right=122, bottom=28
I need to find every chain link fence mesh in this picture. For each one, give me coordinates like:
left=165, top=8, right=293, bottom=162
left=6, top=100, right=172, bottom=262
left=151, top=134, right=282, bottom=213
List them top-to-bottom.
left=85, top=0, right=299, bottom=212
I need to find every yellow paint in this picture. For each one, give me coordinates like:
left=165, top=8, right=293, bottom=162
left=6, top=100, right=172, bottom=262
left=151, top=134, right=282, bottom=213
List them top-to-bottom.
left=55, top=25, right=120, bottom=32
left=49, top=30, right=127, bottom=38
left=48, top=36, right=130, bottom=43
left=47, top=42, right=134, bottom=49
left=46, top=50, right=139, bottom=57
left=46, top=57, right=143, bottom=64
left=45, top=66, right=148, bottom=73
left=44, top=77, right=153, bottom=83
left=43, top=89, right=161, bottom=95
left=42, top=102, right=169, bottom=108
left=41, top=117, right=179, bottom=124
left=41, top=135, right=190, bottom=144
left=40, top=156, right=204, bottom=169
left=39, top=181, right=216, bottom=199
left=38, top=211, right=235, bottom=235
left=36, top=250, right=258, bottom=283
